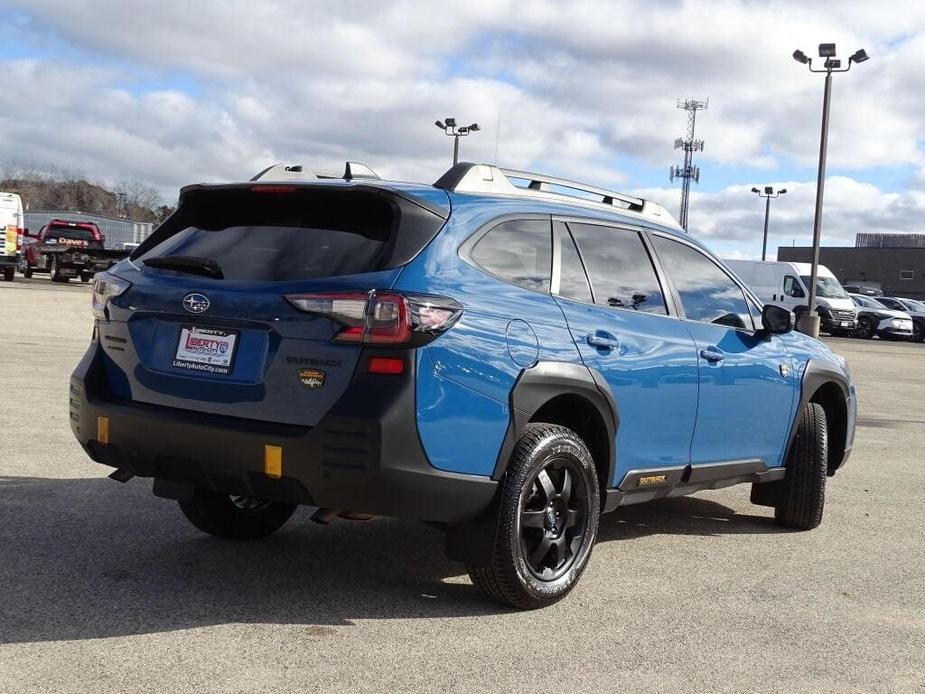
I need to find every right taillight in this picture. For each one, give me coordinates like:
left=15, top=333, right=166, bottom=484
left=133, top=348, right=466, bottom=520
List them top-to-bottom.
left=285, top=290, right=463, bottom=345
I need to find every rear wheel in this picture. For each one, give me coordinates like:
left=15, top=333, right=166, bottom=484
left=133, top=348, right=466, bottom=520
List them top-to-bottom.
left=49, top=256, right=68, bottom=283
left=22, top=265, right=32, bottom=278
left=2, top=267, right=13, bottom=282
left=80, top=272, right=92, bottom=283
left=854, top=316, right=876, bottom=339
left=914, top=321, right=924, bottom=343
left=775, top=402, right=828, bottom=530
left=468, top=423, right=600, bottom=609
left=178, top=488, right=297, bottom=540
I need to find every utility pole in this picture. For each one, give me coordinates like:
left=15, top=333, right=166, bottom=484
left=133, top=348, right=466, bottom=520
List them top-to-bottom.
left=670, top=98, right=708, bottom=231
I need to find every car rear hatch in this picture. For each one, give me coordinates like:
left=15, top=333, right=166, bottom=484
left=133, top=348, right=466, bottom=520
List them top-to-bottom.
left=96, top=182, right=449, bottom=426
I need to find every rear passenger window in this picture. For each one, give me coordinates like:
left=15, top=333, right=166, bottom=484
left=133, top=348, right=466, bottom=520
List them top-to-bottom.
left=470, top=219, right=551, bottom=292
left=556, top=223, right=593, bottom=303
left=568, top=223, right=667, bottom=314
left=651, top=236, right=755, bottom=330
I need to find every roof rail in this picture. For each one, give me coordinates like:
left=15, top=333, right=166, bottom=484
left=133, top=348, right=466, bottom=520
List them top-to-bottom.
left=251, top=161, right=380, bottom=182
left=434, top=162, right=678, bottom=226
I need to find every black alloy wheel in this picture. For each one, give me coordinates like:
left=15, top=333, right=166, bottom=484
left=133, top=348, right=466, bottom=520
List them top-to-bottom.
left=854, top=316, right=876, bottom=339
left=468, top=423, right=600, bottom=609
left=518, top=459, right=589, bottom=581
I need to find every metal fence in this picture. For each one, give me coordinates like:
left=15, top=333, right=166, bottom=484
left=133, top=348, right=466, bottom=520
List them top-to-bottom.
left=23, top=210, right=154, bottom=249
left=856, top=232, right=925, bottom=249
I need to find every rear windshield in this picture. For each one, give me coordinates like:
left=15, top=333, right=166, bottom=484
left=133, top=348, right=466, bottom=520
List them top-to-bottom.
left=136, top=187, right=444, bottom=282
left=45, top=226, right=97, bottom=242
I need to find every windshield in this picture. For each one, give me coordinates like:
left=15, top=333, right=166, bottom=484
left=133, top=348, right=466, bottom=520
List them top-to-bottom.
left=801, top=275, right=848, bottom=299
left=852, top=295, right=880, bottom=308
left=899, top=298, right=925, bottom=312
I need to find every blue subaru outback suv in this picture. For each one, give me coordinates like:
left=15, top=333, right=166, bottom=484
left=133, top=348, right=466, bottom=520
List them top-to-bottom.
left=70, top=161, right=857, bottom=609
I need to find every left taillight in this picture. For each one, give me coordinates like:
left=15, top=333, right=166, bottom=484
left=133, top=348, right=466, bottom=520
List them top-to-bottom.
left=91, top=272, right=132, bottom=320
left=285, top=290, right=463, bottom=345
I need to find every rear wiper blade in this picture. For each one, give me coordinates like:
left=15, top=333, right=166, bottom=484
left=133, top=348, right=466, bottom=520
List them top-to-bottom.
left=143, top=255, right=224, bottom=279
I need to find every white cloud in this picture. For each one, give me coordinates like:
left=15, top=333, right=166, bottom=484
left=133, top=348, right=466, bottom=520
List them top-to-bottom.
left=1, top=0, right=924, bottom=258
left=635, top=176, right=925, bottom=258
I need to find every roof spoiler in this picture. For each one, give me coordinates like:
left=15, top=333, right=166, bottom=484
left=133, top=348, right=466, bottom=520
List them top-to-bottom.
left=250, top=161, right=380, bottom=182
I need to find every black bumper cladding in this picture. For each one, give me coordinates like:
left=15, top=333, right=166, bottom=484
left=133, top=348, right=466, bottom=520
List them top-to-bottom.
left=69, top=342, right=498, bottom=524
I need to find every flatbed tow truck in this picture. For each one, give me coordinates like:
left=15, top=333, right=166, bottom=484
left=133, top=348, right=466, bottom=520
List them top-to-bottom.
left=21, top=219, right=130, bottom=283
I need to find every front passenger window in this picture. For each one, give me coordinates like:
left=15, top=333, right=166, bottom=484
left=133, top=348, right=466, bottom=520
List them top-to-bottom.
left=651, top=236, right=755, bottom=330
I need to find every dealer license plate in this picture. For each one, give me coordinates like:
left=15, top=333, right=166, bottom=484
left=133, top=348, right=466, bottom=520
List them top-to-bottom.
left=841, top=321, right=852, bottom=327
left=173, top=326, right=238, bottom=375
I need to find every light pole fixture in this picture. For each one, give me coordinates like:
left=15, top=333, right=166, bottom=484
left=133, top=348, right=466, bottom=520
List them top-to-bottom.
left=792, top=43, right=869, bottom=337
left=435, top=117, right=480, bottom=166
left=751, top=186, right=787, bottom=261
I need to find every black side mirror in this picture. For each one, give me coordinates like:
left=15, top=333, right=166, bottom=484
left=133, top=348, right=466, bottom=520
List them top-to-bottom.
left=761, top=304, right=794, bottom=335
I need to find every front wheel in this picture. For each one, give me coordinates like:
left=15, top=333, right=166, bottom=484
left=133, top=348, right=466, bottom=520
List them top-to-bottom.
left=22, top=265, right=33, bottom=278
left=854, top=316, right=876, bottom=339
left=775, top=402, right=828, bottom=530
left=468, top=423, right=600, bottom=609
left=178, top=488, right=297, bottom=540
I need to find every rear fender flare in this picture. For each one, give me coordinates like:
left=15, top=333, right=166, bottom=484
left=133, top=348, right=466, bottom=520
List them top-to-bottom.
left=445, top=361, right=618, bottom=568
left=493, top=361, right=619, bottom=485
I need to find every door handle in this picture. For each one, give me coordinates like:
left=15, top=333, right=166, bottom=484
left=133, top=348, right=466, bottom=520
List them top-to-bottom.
left=586, top=332, right=620, bottom=351
left=700, top=346, right=725, bottom=364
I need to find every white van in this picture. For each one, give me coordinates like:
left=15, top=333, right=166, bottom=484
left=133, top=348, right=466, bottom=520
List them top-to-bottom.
left=0, top=191, right=24, bottom=282
left=725, top=260, right=857, bottom=336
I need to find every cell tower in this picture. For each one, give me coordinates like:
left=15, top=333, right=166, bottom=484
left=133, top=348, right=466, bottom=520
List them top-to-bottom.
left=669, top=98, right=708, bottom=231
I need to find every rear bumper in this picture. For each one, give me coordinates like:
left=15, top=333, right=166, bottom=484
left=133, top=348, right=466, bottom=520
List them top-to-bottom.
left=0, top=254, right=18, bottom=267
left=69, top=342, right=498, bottom=524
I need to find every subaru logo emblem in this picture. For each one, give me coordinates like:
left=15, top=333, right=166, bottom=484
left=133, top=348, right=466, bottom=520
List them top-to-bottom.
left=182, top=293, right=210, bottom=314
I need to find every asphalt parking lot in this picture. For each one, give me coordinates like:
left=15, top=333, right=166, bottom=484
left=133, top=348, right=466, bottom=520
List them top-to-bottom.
left=1, top=278, right=923, bottom=694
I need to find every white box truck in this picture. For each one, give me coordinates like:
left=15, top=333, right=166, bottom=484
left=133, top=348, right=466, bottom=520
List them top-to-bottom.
left=725, top=260, right=857, bottom=336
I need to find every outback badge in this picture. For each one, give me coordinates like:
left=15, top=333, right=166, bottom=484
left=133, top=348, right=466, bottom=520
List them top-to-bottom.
left=299, top=368, right=325, bottom=389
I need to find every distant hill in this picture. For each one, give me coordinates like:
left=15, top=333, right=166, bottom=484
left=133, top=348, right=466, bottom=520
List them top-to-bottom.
left=0, top=169, right=173, bottom=223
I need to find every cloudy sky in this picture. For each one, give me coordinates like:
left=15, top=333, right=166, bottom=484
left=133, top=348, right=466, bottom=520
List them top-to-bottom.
left=1, top=0, right=924, bottom=258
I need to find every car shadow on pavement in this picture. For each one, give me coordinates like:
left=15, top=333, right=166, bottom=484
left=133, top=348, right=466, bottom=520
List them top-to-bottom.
left=0, top=475, right=778, bottom=644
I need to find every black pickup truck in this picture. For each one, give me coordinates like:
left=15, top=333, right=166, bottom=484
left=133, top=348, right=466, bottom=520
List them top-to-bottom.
left=21, top=220, right=130, bottom=283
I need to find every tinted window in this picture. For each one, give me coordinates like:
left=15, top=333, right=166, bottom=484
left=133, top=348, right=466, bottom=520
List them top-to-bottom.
left=137, top=188, right=444, bottom=282
left=471, top=219, right=551, bottom=292
left=556, top=223, right=593, bottom=303
left=568, top=223, right=666, bottom=314
left=45, top=226, right=96, bottom=242
left=652, top=236, right=754, bottom=330
left=877, top=298, right=903, bottom=310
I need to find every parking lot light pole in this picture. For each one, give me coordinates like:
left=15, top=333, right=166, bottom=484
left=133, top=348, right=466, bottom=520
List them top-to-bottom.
left=792, top=44, right=869, bottom=337
left=435, top=118, right=480, bottom=165
left=751, top=186, right=787, bottom=261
